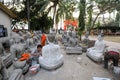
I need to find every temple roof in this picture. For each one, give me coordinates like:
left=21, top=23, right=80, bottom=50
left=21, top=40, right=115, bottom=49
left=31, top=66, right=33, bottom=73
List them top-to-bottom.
left=0, top=2, right=17, bottom=18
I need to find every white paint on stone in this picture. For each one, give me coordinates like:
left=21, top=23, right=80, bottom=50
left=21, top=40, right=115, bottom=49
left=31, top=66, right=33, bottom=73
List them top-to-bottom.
left=0, top=9, right=12, bottom=43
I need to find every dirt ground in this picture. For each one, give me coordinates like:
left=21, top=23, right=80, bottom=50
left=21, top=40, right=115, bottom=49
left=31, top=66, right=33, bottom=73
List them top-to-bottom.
left=7, top=35, right=119, bottom=80
left=90, top=35, right=120, bottom=43
left=25, top=43, right=114, bottom=80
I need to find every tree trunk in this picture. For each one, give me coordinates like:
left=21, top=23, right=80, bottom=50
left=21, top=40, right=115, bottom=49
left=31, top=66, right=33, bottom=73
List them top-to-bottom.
left=27, top=0, right=30, bottom=30
left=78, top=0, right=86, bottom=41
left=53, top=5, right=57, bottom=32
left=109, top=12, right=111, bottom=20
left=90, top=13, right=100, bottom=31
left=103, top=14, right=105, bottom=24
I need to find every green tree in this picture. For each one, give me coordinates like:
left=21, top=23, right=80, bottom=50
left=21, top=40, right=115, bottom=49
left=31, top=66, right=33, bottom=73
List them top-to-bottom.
left=10, top=0, right=53, bottom=31
left=38, top=0, right=77, bottom=31
left=55, top=0, right=77, bottom=29
left=78, top=0, right=86, bottom=40
left=90, top=0, right=120, bottom=30
left=86, top=2, right=93, bottom=30
left=30, top=12, right=53, bottom=31
left=115, top=12, right=120, bottom=26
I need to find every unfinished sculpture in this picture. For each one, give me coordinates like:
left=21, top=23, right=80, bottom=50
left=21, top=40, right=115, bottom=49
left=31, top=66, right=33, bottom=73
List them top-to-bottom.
left=65, top=30, right=82, bottom=55
left=62, top=31, right=69, bottom=45
left=81, top=31, right=90, bottom=52
left=82, top=31, right=89, bottom=45
left=10, top=32, right=29, bottom=74
left=26, top=32, right=34, bottom=46
left=39, top=34, right=64, bottom=70
left=86, top=35, right=106, bottom=62
left=10, top=39, right=25, bottom=59
left=0, top=43, right=12, bottom=67
left=0, top=55, right=25, bottom=80
left=0, top=56, right=8, bottom=80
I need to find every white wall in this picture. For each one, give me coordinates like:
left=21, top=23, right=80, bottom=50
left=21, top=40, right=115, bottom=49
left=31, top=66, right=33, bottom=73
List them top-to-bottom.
left=0, top=0, right=3, bottom=2
left=0, top=10, right=11, bottom=43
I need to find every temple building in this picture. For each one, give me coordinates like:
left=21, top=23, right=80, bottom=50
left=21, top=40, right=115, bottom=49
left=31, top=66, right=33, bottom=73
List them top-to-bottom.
left=0, top=2, right=16, bottom=43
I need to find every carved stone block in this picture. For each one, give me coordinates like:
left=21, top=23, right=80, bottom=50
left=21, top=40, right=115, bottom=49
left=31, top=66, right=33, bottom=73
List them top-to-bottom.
left=66, top=47, right=82, bottom=55
left=2, top=53, right=12, bottom=67
left=9, top=69, right=25, bottom=80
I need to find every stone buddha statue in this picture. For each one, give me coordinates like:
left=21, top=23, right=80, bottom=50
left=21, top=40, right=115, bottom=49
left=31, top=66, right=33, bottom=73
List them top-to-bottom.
left=25, top=31, right=34, bottom=48
left=62, top=31, right=69, bottom=44
left=82, top=31, right=89, bottom=45
left=10, top=32, right=29, bottom=74
left=39, top=34, right=64, bottom=70
left=86, top=35, right=106, bottom=62
left=10, top=36, right=25, bottom=59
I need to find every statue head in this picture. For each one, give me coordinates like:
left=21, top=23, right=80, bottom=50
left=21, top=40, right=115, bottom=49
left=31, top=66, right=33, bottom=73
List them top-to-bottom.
left=25, top=31, right=32, bottom=39
left=85, top=31, right=89, bottom=39
left=11, top=32, right=22, bottom=43
left=47, top=34, right=55, bottom=43
left=97, top=35, right=103, bottom=41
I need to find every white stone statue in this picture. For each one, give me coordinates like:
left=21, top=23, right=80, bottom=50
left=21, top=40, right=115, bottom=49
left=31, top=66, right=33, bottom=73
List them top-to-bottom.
left=65, top=30, right=82, bottom=54
left=62, top=31, right=69, bottom=44
left=82, top=31, right=89, bottom=45
left=10, top=32, right=30, bottom=73
left=25, top=32, right=34, bottom=49
left=39, top=34, right=64, bottom=70
left=86, top=35, right=106, bottom=62
left=10, top=37, right=25, bottom=59
left=0, top=56, right=25, bottom=80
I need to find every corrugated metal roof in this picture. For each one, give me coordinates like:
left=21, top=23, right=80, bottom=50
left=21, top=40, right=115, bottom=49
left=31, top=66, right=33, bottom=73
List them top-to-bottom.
left=0, top=2, right=17, bottom=18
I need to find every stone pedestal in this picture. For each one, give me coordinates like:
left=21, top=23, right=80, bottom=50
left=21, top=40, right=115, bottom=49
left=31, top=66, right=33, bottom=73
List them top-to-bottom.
left=2, top=53, right=12, bottom=67
left=113, top=66, right=120, bottom=80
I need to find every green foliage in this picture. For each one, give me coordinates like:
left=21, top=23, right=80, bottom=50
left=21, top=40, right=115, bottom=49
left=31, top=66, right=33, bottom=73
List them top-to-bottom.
left=10, top=0, right=54, bottom=31
left=78, top=0, right=86, bottom=34
left=78, top=0, right=86, bottom=40
left=87, top=0, right=120, bottom=30
left=87, top=4, right=93, bottom=30
left=115, top=12, right=120, bottom=22
left=30, top=13, right=53, bottom=31
left=95, top=20, right=101, bottom=28
left=104, top=20, right=119, bottom=27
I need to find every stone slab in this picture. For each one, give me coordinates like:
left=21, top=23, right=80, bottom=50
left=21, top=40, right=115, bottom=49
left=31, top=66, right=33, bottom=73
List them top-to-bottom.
left=66, top=47, right=82, bottom=55
left=93, top=77, right=111, bottom=80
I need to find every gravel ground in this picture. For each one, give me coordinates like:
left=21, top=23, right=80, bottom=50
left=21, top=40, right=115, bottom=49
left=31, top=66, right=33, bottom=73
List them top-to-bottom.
left=7, top=35, right=119, bottom=80
left=25, top=42, right=114, bottom=80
